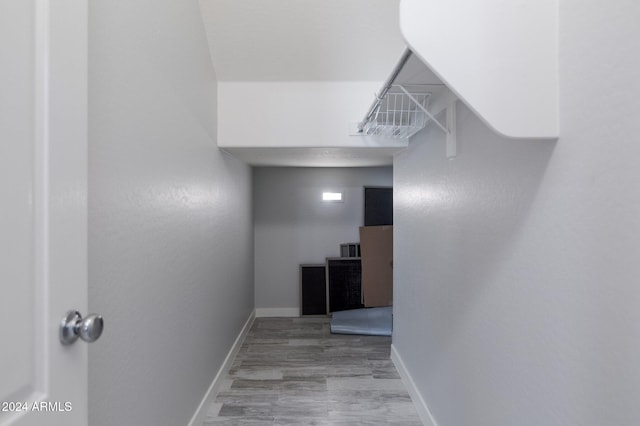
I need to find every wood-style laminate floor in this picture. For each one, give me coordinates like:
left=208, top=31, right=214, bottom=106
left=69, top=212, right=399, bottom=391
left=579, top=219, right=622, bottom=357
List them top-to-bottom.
left=202, top=317, right=422, bottom=425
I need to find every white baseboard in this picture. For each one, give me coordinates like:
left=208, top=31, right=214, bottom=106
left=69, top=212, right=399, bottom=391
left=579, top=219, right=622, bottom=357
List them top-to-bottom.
left=255, top=307, right=300, bottom=317
left=188, top=309, right=255, bottom=426
left=391, top=344, right=438, bottom=426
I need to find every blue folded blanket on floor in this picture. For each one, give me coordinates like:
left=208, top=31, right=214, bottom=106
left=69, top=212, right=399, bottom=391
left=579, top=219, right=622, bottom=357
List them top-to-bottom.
left=330, top=306, right=393, bottom=336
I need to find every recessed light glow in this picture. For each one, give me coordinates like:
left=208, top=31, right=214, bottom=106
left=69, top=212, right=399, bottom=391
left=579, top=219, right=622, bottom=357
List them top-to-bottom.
left=322, top=192, right=343, bottom=202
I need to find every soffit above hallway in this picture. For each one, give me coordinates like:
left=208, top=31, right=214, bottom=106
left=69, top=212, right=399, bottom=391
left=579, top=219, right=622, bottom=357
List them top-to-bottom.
left=199, top=0, right=406, bottom=81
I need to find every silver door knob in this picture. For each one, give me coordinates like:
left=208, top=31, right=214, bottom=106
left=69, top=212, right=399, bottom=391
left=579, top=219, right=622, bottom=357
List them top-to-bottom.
left=60, top=310, right=104, bottom=345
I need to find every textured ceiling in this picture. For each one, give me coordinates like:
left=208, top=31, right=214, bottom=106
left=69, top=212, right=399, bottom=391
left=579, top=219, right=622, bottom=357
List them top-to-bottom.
left=197, top=0, right=445, bottom=167
left=199, top=0, right=406, bottom=81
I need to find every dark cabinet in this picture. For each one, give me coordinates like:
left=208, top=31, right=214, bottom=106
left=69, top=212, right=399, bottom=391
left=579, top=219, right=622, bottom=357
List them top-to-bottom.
left=326, top=257, right=363, bottom=312
left=300, top=264, right=327, bottom=315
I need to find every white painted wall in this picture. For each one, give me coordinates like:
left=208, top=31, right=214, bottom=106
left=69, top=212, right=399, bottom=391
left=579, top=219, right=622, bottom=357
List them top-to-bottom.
left=400, top=0, right=558, bottom=139
left=87, top=1, right=254, bottom=425
left=393, top=1, right=640, bottom=425
left=218, top=81, right=408, bottom=149
left=254, top=167, right=392, bottom=311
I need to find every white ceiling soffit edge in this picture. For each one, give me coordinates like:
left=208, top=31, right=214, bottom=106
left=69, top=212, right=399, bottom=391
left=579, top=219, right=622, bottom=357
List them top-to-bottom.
left=200, top=0, right=406, bottom=81
left=400, top=0, right=559, bottom=139
left=221, top=147, right=405, bottom=167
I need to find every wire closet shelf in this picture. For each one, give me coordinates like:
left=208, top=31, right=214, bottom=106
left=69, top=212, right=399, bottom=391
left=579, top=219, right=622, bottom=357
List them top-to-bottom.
left=360, top=85, right=431, bottom=139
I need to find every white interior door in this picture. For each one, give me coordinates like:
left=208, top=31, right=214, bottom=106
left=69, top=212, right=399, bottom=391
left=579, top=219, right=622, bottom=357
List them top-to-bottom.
left=0, top=0, right=88, bottom=425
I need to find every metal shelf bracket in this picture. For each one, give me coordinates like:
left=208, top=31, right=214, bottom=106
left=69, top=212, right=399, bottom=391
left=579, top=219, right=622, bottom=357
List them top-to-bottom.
left=397, top=85, right=457, bottom=159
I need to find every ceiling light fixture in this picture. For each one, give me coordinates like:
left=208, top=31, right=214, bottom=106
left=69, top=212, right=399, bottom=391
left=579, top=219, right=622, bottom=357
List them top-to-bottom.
left=322, top=192, right=343, bottom=202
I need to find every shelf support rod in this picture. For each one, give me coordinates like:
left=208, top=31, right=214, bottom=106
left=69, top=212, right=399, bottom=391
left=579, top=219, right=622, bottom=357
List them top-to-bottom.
left=356, top=49, right=413, bottom=133
left=397, top=85, right=457, bottom=159
left=397, top=85, right=448, bottom=134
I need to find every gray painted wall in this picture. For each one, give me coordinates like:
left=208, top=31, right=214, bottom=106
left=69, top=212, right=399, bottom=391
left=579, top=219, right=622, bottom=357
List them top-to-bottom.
left=87, top=1, right=254, bottom=425
left=393, top=1, right=640, bottom=425
left=254, top=167, right=392, bottom=310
